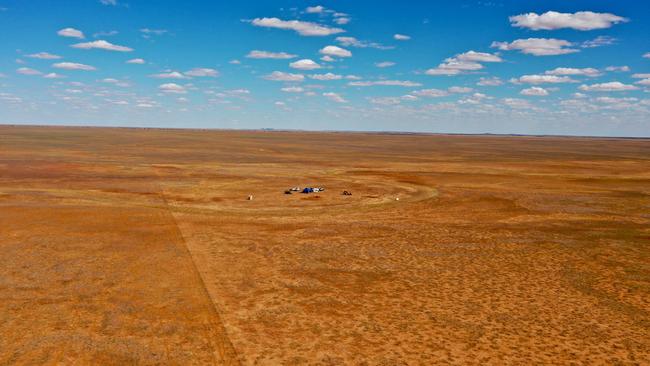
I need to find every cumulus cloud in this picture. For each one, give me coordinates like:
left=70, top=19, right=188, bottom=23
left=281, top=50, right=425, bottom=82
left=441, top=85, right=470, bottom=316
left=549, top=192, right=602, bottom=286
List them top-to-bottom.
left=306, top=5, right=325, bottom=13
left=509, top=11, right=628, bottom=31
left=251, top=17, right=344, bottom=36
left=334, top=17, right=351, bottom=25
left=58, top=27, right=85, bottom=39
left=140, top=28, right=167, bottom=36
left=394, top=34, right=411, bottom=41
left=335, top=36, right=392, bottom=50
left=582, top=36, right=617, bottom=48
left=492, top=38, right=577, bottom=56
left=71, top=40, right=133, bottom=52
left=319, top=45, right=352, bottom=57
left=246, top=50, right=297, bottom=59
left=426, top=50, right=502, bottom=76
left=456, top=51, right=502, bottom=63
left=26, top=52, right=61, bottom=60
left=643, top=52, right=650, bottom=59
left=126, top=58, right=145, bottom=64
left=289, top=59, right=321, bottom=70
left=425, top=60, right=483, bottom=76
left=375, top=61, right=395, bottom=68
left=53, top=62, right=96, bottom=71
left=605, top=66, right=630, bottom=72
left=16, top=67, right=42, bottom=75
left=545, top=67, right=601, bottom=77
left=184, top=68, right=218, bottom=77
left=151, top=71, right=188, bottom=79
left=264, top=71, right=305, bottom=82
left=43, top=72, right=66, bottom=79
left=309, top=73, right=343, bottom=80
left=632, top=73, right=650, bottom=79
left=513, top=74, right=576, bottom=84
left=477, top=77, right=503, bottom=86
left=635, top=79, right=650, bottom=86
left=349, top=80, right=422, bottom=87
left=579, top=82, right=639, bottom=92
left=159, top=83, right=187, bottom=94
left=281, top=86, right=304, bottom=93
left=448, top=86, right=473, bottom=93
left=520, top=86, right=549, bottom=96
left=412, top=88, right=448, bottom=97
left=323, top=92, right=347, bottom=103
left=502, top=98, right=534, bottom=109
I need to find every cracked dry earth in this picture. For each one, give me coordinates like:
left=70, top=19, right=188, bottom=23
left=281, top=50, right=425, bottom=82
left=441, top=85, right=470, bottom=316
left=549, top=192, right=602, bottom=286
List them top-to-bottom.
left=1, top=125, right=649, bottom=365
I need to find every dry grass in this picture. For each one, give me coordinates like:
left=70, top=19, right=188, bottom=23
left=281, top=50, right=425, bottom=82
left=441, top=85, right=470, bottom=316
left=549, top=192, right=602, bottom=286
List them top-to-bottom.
left=1, top=125, right=649, bottom=365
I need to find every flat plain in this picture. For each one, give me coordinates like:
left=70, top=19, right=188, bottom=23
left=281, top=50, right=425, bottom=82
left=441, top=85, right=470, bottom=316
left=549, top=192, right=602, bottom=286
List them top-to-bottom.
left=1, top=125, right=649, bottom=365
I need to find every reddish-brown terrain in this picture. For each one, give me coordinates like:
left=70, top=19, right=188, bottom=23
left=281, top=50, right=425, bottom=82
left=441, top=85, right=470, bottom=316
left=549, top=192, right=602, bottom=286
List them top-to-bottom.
left=1, top=125, right=649, bottom=365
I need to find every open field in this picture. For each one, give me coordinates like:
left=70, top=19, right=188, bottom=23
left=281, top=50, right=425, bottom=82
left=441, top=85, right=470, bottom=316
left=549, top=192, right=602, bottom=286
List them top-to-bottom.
left=1, top=125, right=649, bottom=365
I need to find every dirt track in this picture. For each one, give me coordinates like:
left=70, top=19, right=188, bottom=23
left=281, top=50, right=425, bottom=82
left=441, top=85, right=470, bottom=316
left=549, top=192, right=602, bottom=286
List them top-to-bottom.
left=1, top=125, right=649, bottom=364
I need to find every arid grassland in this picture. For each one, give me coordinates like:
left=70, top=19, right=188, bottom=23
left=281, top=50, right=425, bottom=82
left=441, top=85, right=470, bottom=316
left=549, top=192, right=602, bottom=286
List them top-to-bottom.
left=1, top=125, right=649, bottom=365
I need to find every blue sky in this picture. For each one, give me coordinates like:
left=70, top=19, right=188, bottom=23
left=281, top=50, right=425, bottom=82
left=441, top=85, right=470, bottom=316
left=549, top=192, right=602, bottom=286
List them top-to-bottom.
left=1, top=0, right=649, bottom=136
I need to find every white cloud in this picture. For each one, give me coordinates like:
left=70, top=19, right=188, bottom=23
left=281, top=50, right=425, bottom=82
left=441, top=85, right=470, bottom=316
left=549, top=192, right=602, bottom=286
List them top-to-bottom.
left=99, top=0, right=117, bottom=5
left=306, top=5, right=325, bottom=13
left=509, top=11, right=628, bottom=31
left=251, top=17, right=344, bottom=36
left=334, top=17, right=350, bottom=25
left=57, top=27, right=85, bottom=39
left=140, top=28, right=167, bottom=35
left=93, top=30, right=118, bottom=37
left=394, top=34, right=411, bottom=41
left=335, top=36, right=392, bottom=50
left=582, top=36, right=617, bottom=48
left=492, top=38, right=577, bottom=56
left=71, top=40, right=133, bottom=52
left=319, top=45, right=352, bottom=57
left=246, top=50, right=297, bottom=59
left=456, top=51, right=502, bottom=63
left=26, top=52, right=61, bottom=60
left=643, top=52, right=650, bottom=59
left=320, top=55, right=335, bottom=62
left=126, top=58, right=145, bottom=64
left=229, top=59, right=241, bottom=64
left=289, top=59, right=321, bottom=70
left=425, top=60, right=483, bottom=76
left=375, top=61, right=395, bottom=68
left=53, top=62, right=96, bottom=71
left=605, top=66, right=630, bottom=72
left=16, top=67, right=42, bottom=75
left=545, top=67, right=601, bottom=77
left=185, top=68, right=218, bottom=77
left=151, top=71, right=188, bottom=79
left=264, top=71, right=305, bottom=82
left=43, top=72, right=65, bottom=79
left=309, top=73, right=343, bottom=80
left=632, top=73, right=650, bottom=79
left=514, top=74, right=576, bottom=84
left=477, top=77, right=503, bottom=86
left=635, top=79, right=650, bottom=86
left=349, top=80, right=422, bottom=87
left=579, top=82, right=639, bottom=92
left=159, top=83, right=187, bottom=94
left=281, top=86, right=304, bottom=93
left=448, top=86, right=473, bottom=93
left=520, top=86, right=549, bottom=96
left=412, top=88, right=448, bottom=97
left=323, top=92, right=347, bottom=103
left=369, top=97, right=403, bottom=105
left=502, top=98, right=534, bottom=109
left=136, top=103, right=155, bottom=108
